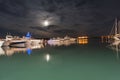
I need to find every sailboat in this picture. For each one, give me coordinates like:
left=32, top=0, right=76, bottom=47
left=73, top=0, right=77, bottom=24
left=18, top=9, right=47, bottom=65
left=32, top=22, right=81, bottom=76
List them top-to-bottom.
left=108, top=18, right=120, bottom=60
left=109, top=18, right=120, bottom=45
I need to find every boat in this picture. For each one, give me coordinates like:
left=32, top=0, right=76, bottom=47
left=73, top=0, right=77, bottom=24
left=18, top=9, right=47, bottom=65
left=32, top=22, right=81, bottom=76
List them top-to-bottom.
left=109, top=18, right=120, bottom=45
left=3, top=32, right=44, bottom=47
left=7, top=32, right=43, bottom=47
left=25, top=32, right=44, bottom=46
left=3, top=34, right=27, bottom=47
left=5, top=35, right=13, bottom=41
left=47, top=36, right=76, bottom=46
left=48, top=36, right=76, bottom=43
left=63, top=36, right=76, bottom=42
left=0, top=40, right=4, bottom=47
left=9, top=40, right=26, bottom=48
left=0, top=47, right=5, bottom=55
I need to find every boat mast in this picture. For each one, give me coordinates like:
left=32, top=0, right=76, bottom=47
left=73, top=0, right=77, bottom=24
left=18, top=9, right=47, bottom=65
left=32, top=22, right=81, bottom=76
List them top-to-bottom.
left=115, top=18, right=118, bottom=35
left=118, top=20, right=120, bottom=35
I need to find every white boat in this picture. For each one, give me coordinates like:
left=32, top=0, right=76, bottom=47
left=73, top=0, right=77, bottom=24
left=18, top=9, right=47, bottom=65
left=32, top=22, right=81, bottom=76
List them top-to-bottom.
left=109, top=18, right=120, bottom=46
left=4, top=32, right=44, bottom=47
left=3, top=34, right=27, bottom=47
left=5, top=35, right=13, bottom=41
left=47, top=36, right=76, bottom=46
left=48, top=36, right=76, bottom=42
left=63, top=36, right=76, bottom=42
left=47, top=37, right=61, bottom=43
left=28, top=39, right=44, bottom=45
left=0, top=40, right=4, bottom=47
left=9, top=40, right=26, bottom=48
left=0, top=47, right=5, bottom=56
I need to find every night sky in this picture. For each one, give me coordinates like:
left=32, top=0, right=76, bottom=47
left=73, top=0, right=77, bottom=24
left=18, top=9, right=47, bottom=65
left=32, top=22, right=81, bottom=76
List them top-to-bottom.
left=0, top=0, right=120, bottom=38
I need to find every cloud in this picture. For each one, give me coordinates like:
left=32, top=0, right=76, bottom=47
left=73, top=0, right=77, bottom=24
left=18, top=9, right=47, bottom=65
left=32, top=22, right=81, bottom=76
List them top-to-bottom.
left=0, top=0, right=120, bottom=37
left=0, top=0, right=27, bottom=17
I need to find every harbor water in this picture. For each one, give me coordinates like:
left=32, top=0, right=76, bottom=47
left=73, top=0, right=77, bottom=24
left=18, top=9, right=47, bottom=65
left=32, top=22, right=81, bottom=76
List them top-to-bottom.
left=0, top=39, right=120, bottom=80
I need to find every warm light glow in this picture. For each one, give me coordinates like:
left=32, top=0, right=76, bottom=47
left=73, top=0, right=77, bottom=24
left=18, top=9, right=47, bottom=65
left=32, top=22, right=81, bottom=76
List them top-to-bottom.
left=43, top=20, right=49, bottom=26
left=101, top=35, right=112, bottom=43
left=77, top=36, right=88, bottom=44
left=78, top=36, right=88, bottom=39
left=77, top=38, right=88, bottom=44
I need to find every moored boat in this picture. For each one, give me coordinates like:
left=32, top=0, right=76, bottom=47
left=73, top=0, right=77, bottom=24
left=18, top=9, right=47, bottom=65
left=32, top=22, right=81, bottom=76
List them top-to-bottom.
left=109, top=18, right=120, bottom=46
left=0, top=40, right=4, bottom=47
left=9, top=40, right=26, bottom=48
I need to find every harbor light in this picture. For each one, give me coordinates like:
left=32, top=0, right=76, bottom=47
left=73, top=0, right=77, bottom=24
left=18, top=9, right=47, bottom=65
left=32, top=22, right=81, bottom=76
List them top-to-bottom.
left=77, top=36, right=88, bottom=44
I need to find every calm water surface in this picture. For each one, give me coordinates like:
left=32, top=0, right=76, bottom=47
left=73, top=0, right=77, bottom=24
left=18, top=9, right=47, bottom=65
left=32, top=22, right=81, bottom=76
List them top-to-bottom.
left=0, top=39, right=120, bottom=80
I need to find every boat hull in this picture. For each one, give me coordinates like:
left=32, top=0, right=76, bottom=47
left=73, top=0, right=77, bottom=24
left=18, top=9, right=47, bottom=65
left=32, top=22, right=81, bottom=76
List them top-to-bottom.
left=10, top=41, right=26, bottom=48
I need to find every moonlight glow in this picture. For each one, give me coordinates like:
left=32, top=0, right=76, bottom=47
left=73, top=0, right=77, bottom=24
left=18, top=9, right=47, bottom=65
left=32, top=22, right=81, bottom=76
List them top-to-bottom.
left=43, top=20, right=50, bottom=26
left=45, top=54, right=50, bottom=62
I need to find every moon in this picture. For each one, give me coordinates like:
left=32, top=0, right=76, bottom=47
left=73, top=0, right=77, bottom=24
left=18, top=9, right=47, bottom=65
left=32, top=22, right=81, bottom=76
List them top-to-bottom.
left=43, top=20, right=50, bottom=26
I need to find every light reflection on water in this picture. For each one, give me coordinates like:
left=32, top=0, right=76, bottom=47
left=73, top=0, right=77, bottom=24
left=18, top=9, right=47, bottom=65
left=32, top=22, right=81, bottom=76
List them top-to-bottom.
left=108, top=40, right=120, bottom=61
left=0, top=43, right=45, bottom=56
left=45, top=53, right=51, bottom=62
